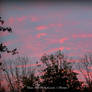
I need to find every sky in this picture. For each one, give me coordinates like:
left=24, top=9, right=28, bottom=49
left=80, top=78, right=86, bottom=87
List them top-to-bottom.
left=0, top=1, right=92, bottom=59
left=0, top=1, right=92, bottom=87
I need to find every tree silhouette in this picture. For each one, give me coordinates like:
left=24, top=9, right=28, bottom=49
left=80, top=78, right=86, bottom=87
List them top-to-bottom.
left=0, top=17, right=18, bottom=60
left=0, top=17, right=18, bottom=92
left=39, top=50, right=82, bottom=92
left=76, top=53, right=92, bottom=92
left=2, top=56, right=38, bottom=92
left=21, top=72, right=38, bottom=92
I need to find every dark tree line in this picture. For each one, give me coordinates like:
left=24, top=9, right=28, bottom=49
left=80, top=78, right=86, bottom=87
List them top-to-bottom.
left=1, top=51, right=92, bottom=92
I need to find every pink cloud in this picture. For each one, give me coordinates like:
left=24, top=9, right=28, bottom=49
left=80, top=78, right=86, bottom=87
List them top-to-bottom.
left=17, top=16, right=27, bottom=22
left=31, top=16, right=38, bottom=22
left=8, top=17, right=15, bottom=25
left=36, top=23, right=63, bottom=31
left=57, top=24, right=63, bottom=27
left=36, top=25, right=48, bottom=30
left=37, top=33, right=47, bottom=38
left=72, top=34, right=92, bottom=38
left=59, top=37, right=68, bottom=43
left=47, top=47, right=64, bottom=53
left=59, top=47, right=64, bottom=51
left=65, top=47, right=71, bottom=50
left=47, top=48, right=59, bottom=53
left=16, top=62, right=42, bottom=68
left=73, top=69, right=81, bottom=74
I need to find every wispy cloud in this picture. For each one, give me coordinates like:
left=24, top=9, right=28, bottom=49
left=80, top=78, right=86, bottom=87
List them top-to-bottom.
left=36, top=25, right=48, bottom=30
left=37, top=33, right=47, bottom=38
left=72, top=34, right=92, bottom=38
left=59, top=37, right=68, bottom=44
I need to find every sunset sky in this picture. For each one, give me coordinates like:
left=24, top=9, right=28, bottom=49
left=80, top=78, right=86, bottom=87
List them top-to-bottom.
left=0, top=1, right=92, bottom=58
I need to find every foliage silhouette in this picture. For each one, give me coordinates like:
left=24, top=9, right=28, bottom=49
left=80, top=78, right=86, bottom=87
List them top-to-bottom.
left=0, top=17, right=18, bottom=59
left=39, top=50, right=83, bottom=92
left=21, top=72, right=38, bottom=92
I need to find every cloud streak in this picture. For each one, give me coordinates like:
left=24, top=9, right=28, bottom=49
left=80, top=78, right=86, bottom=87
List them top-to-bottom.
left=36, top=25, right=48, bottom=30
left=37, top=33, right=47, bottom=38
left=72, top=34, right=92, bottom=38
